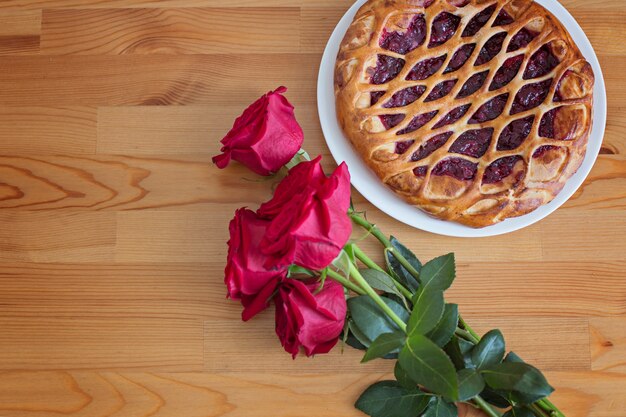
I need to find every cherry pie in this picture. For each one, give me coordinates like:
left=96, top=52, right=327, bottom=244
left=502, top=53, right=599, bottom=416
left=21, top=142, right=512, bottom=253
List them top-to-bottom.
left=335, top=0, right=594, bottom=227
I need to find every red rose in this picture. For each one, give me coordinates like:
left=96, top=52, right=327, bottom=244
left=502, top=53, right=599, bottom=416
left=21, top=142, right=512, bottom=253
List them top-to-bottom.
left=212, top=86, right=304, bottom=176
left=258, top=157, right=352, bottom=270
left=225, top=208, right=286, bottom=321
left=275, top=279, right=347, bottom=358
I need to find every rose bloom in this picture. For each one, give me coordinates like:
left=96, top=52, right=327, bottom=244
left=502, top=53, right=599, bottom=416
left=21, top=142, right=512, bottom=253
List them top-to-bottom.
left=212, top=86, right=304, bottom=176
left=258, top=157, right=352, bottom=270
left=225, top=208, right=286, bottom=321
left=275, top=278, right=347, bottom=358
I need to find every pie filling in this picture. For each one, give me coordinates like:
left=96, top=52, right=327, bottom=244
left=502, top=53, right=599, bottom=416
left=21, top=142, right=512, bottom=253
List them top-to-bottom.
left=380, top=14, right=426, bottom=54
left=497, top=115, right=535, bottom=151
left=449, top=127, right=494, bottom=158
left=411, top=132, right=453, bottom=161
left=483, top=155, right=523, bottom=184
left=432, top=158, right=478, bottom=181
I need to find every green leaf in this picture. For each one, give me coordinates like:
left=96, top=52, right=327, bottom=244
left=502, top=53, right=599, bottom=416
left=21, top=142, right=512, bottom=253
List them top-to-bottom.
left=385, top=236, right=421, bottom=291
left=420, top=253, right=456, bottom=292
left=360, top=268, right=403, bottom=299
left=408, top=289, right=444, bottom=336
left=348, top=296, right=410, bottom=345
left=427, top=304, right=459, bottom=347
left=349, top=321, right=371, bottom=348
left=471, top=329, right=505, bottom=370
left=362, top=331, right=406, bottom=363
left=399, top=333, right=458, bottom=400
left=444, top=336, right=474, bottom=370
left=495, top=352, right=553, bottom=405
left=394, top=362, right=415, bottom=389
left=481, top=362, right=554, bottom=402
left=457, top=369, right=485, bottom=401
left=355, top=381, right=429, bottom=417
left=478, top=387, right=512, bottom=408
left=422, top=397, right=457, bottom=417
left=503, top=406, right=534, bottom=417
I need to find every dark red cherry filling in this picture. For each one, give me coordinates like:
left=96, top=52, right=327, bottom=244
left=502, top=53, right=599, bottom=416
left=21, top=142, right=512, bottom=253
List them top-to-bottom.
left=462, top=5, right=495, bottom=37
left=493, top=9, right=514, bottom=26
left=429, top=12, right=461, bottom=48
left=380, top=14, right=427, bottom=54
left=507, top=28, right=538, bottom=52
left=475, top=32, right=507, bottom=66
left=444, top=43, right=476, bottom=73
left=524, top=45, right=559, bottom=79
left=406, top=54, right=447, bottom=80
left=371, top=55, right=405, bottom=85
left=490, top=55, right=523, bottom=91
left=457, top=70, right=489, bottom=98
left=510, top=78, right=553, bottom=114
left=425, top=80, right=457, bottom=102
left=384, top=86, right=427, bottom=108
left=370, top=91, right=385, bottom=105
left=469, top=93, right=509, bottom=123
left=433, top=104, right=471, bottom=128
left=539, top=107, right=559, bottom=138
left=397, top=110, right=439, bottom=135
left=379, top=114, right=406, bottom=130
left=497, top=115, right=535, bottom=151
left=449, top=127, right=494, bottom=158
left=411, top=132, right=453, bottom=161
left=395, top=139, right=415, bottom=154
left=533, top=145, right=558, bottom=158
left=483, top=155, right=523, bottom=184
left=432, top=157, right=478, bottom=180
left=413, top=165, right=428, bottom=177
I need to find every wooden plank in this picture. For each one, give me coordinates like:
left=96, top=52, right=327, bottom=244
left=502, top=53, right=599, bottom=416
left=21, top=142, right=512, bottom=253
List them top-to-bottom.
left=1, top=0, right=355, bottom=9
left=300, top=7, right=345, bottom=53
left=41, top=8, right=301, bottom=55
left=0, top=9, right=40, bottom=35
left=569, top=11, right=626, bottom=56
left=0, top=34, right=39, bottom=55
left=0, top=54, right=318, bottom=106
left=96, top=104, right=324, bottom=155
left=0, top=107, right=96, bottom=154
left=0, top=155, right=271, bottom=210
left=115, top=210, right=231, bottom=263
left=540, top=210, right=626, bottom=261
left=0, top=212, right=116, bottom=263
left=448, top=261, right=626, bottom=317
left=0, top=263, right=217, bottom=319
left=590, top=317, right=626, bottom=374
left=0, top=318, right=204, bottom=371
left=1, top=370, right=622, bottom=417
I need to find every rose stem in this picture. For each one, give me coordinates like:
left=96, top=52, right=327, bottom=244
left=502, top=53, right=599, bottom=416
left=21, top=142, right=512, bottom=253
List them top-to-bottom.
left=348, top=211, right=563, bottom=417
left=353, top=245, right=413, bottom=299
left=348, top=263, right=407, bottom=332
left=325, top=268, right=366, bottom=296
left=473, top=396, right=503, bottom=417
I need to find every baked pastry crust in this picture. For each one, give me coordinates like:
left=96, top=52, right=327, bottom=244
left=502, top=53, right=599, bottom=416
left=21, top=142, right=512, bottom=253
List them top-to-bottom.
left=335, top=0, right=594, bottom=227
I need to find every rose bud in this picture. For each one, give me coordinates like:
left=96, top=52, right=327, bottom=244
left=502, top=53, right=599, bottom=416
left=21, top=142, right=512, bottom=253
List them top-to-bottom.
left=212, top=86, right=304, bottom=176
left=258, top=157, right=352, bottom=270
left=225, top=208, right=286, bottom=321
left=275, top=279, right=347, bottom=358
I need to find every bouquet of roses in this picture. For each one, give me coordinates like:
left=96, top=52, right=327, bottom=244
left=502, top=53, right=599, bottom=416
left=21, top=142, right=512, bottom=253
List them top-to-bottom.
left=213, top=87, right=566, bottom=417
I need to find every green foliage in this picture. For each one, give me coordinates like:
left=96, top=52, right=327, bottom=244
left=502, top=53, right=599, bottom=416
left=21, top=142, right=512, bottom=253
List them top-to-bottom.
left=385, top=236, right=421, bottom=291
left=407, top=288, right=444, bottom=336
left=471, top=329, right=505, bottom=369
left=362, top=331, right=406, bottom=363
left=399, top=333, right=458, bottom=400
left=355, top=381, right=429, bottom=417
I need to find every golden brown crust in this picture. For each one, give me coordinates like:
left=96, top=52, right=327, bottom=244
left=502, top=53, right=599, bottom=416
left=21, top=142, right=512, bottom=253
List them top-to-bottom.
left=335, top=0, right=594, bottom=227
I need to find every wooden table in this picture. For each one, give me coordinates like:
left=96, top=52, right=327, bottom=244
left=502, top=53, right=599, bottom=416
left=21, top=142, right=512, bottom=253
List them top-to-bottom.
left=0, top=1, right=623, bottom=416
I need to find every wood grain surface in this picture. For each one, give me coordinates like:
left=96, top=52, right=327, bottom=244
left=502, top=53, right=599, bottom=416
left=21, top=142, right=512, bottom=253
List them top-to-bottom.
left=0, top=1, right=624, bottom=416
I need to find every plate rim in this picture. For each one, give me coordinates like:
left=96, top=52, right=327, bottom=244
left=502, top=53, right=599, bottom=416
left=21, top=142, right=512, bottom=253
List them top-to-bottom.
left=317, top=0, right=607, bottom=238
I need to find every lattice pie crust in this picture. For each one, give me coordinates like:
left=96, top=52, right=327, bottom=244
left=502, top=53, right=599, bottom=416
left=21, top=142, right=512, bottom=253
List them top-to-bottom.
left=335, top=0, right=594, bottom=227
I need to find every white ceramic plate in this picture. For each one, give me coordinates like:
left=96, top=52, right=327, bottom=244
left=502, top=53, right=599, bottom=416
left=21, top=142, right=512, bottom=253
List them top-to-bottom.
left=318, top=0, right=607, bottom=237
